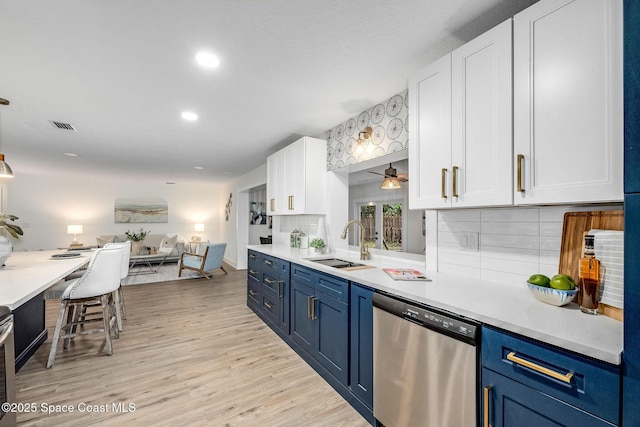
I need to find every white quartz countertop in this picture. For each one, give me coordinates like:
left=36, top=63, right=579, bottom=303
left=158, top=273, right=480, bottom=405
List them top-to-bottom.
left=248, top=245, right=623, bottom=365
left=0, top=250, right=92, bottom=310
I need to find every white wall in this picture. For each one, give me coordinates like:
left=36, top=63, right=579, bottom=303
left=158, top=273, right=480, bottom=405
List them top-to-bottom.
left=221, top=163, right=267, bottom=270
left=3, top=173, right=224, bottom=251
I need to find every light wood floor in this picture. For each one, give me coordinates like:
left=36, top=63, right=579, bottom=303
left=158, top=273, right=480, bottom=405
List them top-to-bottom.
left=15, top=266, right=370, bottom=426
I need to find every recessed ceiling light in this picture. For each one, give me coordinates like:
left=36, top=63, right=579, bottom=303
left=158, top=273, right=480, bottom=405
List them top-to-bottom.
left=195, top=52, right=220, bottom=68
left=181, top=111, right=198, bottom=121
left=64, top=152, right=79, bottom=157
left=194, top=166, right=204, bottom=170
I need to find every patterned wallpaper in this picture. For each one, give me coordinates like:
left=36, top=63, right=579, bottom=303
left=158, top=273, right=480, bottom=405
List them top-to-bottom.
left=323, top=89, right=409, bottom=171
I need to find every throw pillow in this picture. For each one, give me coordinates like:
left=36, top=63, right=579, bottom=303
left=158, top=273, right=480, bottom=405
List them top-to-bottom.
left=160, top=234, right=179, bottom=256
left=96, top=235, right=116, bottom=248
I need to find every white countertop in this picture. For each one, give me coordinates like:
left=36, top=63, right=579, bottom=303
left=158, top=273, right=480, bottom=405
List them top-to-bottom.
left=249, top=245, right=623, bottom=365
left=0, top=250, right=92, bottom=310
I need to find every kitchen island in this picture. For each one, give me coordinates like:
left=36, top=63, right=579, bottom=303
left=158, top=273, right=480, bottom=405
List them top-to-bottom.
left=247, top=244, right=622, bottom=366
left=0, top=250, right=92, bottom=370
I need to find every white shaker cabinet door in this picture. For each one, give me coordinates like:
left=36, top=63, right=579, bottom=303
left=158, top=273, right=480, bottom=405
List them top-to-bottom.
left=513, top=0, right=623, bottom=205
left=451, top=19, right=513, bottom=207
left=408, top=54, right=452, bottom=209
left=267, top=150, right=284, bottom=214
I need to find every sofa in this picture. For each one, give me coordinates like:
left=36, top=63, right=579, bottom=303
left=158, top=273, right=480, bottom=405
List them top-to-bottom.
left=96, top=233, right=188, bottom=262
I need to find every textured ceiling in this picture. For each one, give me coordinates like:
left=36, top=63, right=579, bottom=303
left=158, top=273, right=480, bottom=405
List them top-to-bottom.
left=0, top=0, right=537, bottom=185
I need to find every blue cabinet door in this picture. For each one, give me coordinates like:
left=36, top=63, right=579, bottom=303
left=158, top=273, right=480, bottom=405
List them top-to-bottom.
left=291, top=280, right=315, bottom=354
left=350, top=283, right=373, bottom=409
left=315, top=292, right=349, bottom=384
left=483, top=368, right=616, bottom=427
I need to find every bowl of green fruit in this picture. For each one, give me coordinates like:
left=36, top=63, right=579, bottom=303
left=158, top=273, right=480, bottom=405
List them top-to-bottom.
left=527, top=274, right=577, bottom=307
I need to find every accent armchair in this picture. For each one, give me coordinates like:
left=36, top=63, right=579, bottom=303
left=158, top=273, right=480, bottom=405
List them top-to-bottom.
left=178, top=243, right=227, bottom=279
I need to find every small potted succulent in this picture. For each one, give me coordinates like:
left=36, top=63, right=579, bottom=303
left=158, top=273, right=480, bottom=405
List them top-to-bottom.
left=0, top=213, right=23, bottom=266
left=309, top=238, right=326, bottom=254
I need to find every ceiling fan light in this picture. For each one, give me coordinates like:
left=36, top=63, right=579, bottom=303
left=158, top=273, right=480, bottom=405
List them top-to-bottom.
left=0, top=153, right=13, bottom=178
left=381, top=177, right=401, bottom=190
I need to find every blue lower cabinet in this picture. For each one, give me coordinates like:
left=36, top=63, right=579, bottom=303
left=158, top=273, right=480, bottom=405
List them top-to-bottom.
left=248, top=257, right=374, bottom=424
left=291, top=269, right=349, bottom=385
left=291, top=280, right=315, bottom=354
left=350, top=283, right=373, bottom=409
left=482, top=327, right=621, bottom=426
left=483, top=368, right=615, bottom=427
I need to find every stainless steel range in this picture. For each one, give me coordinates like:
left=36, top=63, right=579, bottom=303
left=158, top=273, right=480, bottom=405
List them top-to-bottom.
left=373, top=292, right=480, bottom=427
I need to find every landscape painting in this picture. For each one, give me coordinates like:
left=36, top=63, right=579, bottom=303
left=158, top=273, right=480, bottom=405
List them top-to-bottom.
left=114, top=198, right=168, bottom=223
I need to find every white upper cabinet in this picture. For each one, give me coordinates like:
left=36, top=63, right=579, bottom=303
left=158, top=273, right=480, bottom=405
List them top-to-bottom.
left=513, top=0, right=623, bottom=205
left=409, top=19, right=513, bottom=209
left=408, top=53, right=452, bottom=209
left=267, top=136, right=327, bottom=215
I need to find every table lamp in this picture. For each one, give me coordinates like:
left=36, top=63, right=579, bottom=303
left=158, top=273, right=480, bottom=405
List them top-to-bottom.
left=67, top=224, right=83, bottom=247
left=192, top=224, right=204, bottom=242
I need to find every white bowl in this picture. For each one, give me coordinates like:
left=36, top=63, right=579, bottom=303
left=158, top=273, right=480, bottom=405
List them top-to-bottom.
left=526, top=282, right=577, bottom=307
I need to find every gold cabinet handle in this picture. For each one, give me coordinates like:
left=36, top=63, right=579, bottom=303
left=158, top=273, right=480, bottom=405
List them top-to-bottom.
left=516, top=154, right=525, bottom=193
left=452, top=165, right=459, bottom=198
left=441, top=168, right=448, bottom=199
left=288, top=195, right=294, bottom=210
left=270, top=198, right=275, bottom=211
left=249, top=254, right=257, bottom=260
left=264, top=259, right=274, bottom=266
left=249, top=269, right=259, bottom=275
left=264, top=278, right=276, bottom=284
left=277, top=281, right=283, bottom=298
left=249, top=290, right=257, bottom=297
left=307, top=296, right=312, bottom=318
left=311, top=297, right=317, bottom=320
left=264, top=301, right=272, bottom=309
left=507, top=351, right=573, bottom=384
left=483, top=385, right=492, bottom=427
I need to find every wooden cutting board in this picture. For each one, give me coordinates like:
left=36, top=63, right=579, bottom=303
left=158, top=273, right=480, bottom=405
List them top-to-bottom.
left=558, top=210, right=624, bottom=320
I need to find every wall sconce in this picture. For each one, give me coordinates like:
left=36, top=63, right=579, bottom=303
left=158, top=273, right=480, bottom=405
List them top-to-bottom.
left=0, top=97, right=14, bottom=178
left=356, top=127, right=373, bottom=145
left=192, top=223, right=204, bottom=242
left=67, top=224, right=83, bottom=246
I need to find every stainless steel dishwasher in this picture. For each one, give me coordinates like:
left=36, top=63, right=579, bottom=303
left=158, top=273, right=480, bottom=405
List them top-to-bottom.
left=373, top=292, right=480, bottom=427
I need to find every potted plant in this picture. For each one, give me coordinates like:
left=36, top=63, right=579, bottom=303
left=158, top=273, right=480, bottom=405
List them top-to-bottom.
left=0, top=213, right=23, bottom=266
left=125, top=228, right=149, bottom=255
left=309, top=238, right=326, bottom=254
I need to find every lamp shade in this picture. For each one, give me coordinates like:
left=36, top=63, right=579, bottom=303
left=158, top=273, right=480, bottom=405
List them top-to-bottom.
left=0, top=154, right=13, bottom=178
left=381, top=177, right=401, bottom=190
left=194, top=223, right=205, bottom=232
left=67, top=225, right=83, bottom=235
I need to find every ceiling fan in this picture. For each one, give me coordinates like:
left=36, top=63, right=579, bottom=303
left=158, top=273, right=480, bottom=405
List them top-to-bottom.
left=368, top=163, right=408, bottom=189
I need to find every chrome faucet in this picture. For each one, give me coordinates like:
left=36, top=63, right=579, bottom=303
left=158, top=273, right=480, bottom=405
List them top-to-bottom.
left=341, top=220, right=370, bottom=260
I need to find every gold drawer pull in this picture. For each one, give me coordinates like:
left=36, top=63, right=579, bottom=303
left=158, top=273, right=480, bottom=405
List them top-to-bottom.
left=516, top=154, right=525, bottom=193
left=452, top=165, right=459, bottom=198
left=441, top=168, right=448, bottom=199
left=288, top=195, right=294, bottom=210
left=270, top=198, right=275, bottom=211
left=249, top=254, right=257, bottom=260
left=264, top=259, right=274, bottom=266
left=249, top=269, right=259, bottom=275
left=264, top=278, right=276, bottom=284
left=277, top=281, right=283, bottom=298
left=249, top=290, right=257, bottom=296
left=310, top=297, right=317, bottom=320
left=264, top=301, right=272, bottom=309
left=507, top=351, right=573, bottom=384
left=483, top=385, right=492, bottom=427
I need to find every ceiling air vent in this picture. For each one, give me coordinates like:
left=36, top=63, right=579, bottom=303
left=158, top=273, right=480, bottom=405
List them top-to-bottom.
left=49, top=121, right=78, bottom=131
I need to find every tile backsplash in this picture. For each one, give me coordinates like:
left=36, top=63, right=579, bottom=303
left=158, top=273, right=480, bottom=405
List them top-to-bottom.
left=436, top=204, right=623, bottom=286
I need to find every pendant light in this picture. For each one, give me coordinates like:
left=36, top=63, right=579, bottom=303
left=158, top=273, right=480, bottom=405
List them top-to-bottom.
left=0, top=98, right=13, bottom=178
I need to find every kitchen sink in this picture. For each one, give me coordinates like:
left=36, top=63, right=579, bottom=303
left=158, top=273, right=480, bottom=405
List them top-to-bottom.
left=310, top=258, right=368, bottom=269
